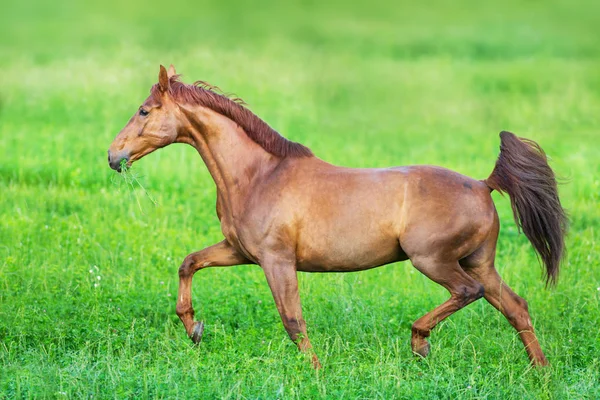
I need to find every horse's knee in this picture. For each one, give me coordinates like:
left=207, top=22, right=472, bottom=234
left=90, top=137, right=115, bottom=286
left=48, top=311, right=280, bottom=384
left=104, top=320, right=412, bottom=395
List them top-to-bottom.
left=180, top=253, right=214, bottom=278
left=179, top=255, right=205, bottom=278
left=179, top=257, right=194, bottom=278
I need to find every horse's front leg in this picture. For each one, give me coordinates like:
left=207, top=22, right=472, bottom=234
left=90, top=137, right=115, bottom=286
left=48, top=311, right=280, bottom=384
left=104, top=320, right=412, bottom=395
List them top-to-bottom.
left=176, top=239, right=250, bottom=343
left=262, top=255, right=321, bottom=369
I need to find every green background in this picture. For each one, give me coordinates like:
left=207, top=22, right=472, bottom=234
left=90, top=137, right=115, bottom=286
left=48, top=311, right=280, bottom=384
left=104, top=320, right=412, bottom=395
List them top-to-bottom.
left=1, top=0, right=599, bottom=398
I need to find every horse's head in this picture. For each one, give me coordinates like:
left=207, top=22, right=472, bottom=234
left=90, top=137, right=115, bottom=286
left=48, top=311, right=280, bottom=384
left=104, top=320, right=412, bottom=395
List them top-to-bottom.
left=108, top=65, right=180, bottom=171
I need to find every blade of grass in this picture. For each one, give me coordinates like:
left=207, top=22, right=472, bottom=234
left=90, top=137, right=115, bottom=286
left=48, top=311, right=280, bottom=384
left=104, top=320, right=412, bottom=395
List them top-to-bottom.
left=110, top=160, right=158, bottom=213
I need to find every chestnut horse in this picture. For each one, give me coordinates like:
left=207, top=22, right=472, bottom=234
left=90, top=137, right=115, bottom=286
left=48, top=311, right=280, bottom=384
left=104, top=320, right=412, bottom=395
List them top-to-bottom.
left=108, top=65, right=567, bottom=368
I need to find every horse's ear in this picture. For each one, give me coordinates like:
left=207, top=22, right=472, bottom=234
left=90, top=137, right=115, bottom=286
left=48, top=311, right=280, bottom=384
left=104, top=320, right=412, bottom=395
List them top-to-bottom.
left=167, top=64, right=177, bottom=78
left=158, top=65, right=169, bottom=92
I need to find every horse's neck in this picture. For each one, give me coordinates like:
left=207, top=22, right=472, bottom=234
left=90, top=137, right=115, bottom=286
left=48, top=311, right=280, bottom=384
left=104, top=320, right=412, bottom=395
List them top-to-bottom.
left=179, top=105, right=279, bottom=218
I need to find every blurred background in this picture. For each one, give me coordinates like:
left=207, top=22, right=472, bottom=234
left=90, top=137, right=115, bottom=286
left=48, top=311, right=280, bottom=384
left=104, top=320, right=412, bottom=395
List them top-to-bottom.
left=1, top=0, right=599, bottom=398
left=1, top=0, right=599, bottom=184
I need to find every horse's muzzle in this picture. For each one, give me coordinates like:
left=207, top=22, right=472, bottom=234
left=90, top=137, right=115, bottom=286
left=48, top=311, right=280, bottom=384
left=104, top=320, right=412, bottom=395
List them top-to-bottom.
left=107, top=150, right=129, bottom=172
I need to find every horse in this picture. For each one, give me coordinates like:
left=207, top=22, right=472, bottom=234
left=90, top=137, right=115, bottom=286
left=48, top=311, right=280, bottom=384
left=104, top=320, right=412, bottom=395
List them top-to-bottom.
left=108, top=65, right=567, bottom=368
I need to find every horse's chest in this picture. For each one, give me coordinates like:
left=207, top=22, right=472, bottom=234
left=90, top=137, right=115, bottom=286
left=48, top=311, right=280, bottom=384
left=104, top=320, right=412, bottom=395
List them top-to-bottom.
left=216, top=191, right=277, bottom=263
left=216, top=197, right=242, bottom=252
left=219, top=216, right=258, bottom=263
left=220, top=217, right=240, bottom=247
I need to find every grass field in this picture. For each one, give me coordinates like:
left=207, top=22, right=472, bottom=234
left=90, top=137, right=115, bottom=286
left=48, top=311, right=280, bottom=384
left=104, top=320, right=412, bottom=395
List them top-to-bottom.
left=1, top=0, right=599, bottom=398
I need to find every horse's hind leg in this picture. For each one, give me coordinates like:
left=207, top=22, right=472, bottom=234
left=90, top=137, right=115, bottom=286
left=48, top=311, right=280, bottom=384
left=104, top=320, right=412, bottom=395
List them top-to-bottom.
left=176, top=240, right=250, bottom=343
left=410, top=258, right=485, bottom=357
left=464, top=260, right=548, bottom=366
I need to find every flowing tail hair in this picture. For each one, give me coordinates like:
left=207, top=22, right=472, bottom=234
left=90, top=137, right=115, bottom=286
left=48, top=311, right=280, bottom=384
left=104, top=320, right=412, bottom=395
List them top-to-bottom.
left=485, top=131, right=568, bottom=286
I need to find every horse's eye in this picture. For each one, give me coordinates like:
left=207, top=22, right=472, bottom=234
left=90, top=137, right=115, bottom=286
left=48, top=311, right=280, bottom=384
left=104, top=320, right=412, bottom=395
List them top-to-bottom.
left=139, top=109, right=149, bottom=117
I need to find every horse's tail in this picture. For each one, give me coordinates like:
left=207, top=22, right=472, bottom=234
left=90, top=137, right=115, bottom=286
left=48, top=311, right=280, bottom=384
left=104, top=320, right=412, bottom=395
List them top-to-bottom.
left=485, top=131, right=568, bottom=286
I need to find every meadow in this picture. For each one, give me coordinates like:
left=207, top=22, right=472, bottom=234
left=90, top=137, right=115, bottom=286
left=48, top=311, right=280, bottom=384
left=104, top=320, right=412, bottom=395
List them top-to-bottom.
left=1, top=0, right=599, bottom=398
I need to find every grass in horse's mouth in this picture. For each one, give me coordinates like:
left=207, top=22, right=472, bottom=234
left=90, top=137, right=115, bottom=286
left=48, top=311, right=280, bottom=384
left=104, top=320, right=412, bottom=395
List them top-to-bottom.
left=119, top=158, right=129, bottom=173
left=112, top=159, right=158, bottom=212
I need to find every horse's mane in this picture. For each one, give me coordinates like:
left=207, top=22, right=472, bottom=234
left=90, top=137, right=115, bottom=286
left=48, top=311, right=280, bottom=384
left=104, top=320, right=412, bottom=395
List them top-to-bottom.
left=151, top=76, right=313, bottom=158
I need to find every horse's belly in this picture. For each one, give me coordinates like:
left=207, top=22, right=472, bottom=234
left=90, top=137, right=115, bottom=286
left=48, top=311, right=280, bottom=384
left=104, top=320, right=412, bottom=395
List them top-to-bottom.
left=295, top=225, right=407, bottom=272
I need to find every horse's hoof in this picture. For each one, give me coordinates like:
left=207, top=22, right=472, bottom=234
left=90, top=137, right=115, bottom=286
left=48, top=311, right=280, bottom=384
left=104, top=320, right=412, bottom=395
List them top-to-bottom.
left=190, top=321, right=205, bottom=344
left=412, top=340, right=430, bottom=358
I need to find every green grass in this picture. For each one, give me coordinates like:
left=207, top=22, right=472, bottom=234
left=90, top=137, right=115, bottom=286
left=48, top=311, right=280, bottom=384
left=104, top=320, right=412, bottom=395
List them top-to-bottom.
left=1, top=0, right=599, bottom=398
left=112, top=159, right=158, bottom=212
